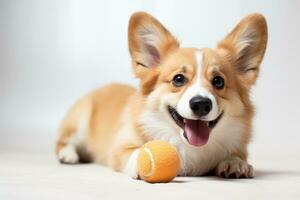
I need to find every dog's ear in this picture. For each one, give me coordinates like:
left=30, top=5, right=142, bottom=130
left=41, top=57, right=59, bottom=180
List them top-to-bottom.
left=128, top=12, right=179, bottom=93
left=217, top=14, right=268, bottom=87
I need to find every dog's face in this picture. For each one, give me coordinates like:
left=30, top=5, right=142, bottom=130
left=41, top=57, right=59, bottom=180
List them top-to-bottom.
left=128, top=12, right=267, bottom=147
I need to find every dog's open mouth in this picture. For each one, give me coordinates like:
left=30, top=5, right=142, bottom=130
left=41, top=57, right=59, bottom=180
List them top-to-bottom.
left=168, top=106, right=223, bottom=147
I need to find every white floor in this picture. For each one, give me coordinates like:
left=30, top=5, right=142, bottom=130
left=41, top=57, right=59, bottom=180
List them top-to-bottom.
left=1, top=150, right=300, bottom=200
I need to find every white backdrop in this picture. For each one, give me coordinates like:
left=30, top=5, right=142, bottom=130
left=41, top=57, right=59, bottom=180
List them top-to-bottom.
left=0, top=0, right=299, bottom=156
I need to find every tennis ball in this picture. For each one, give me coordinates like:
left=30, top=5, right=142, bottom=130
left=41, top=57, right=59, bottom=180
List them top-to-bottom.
left=137, top=140, right=180, bottom=183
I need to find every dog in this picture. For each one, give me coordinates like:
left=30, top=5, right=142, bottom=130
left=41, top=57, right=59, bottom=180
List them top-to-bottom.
left=56, top=12, right=267, bottom=179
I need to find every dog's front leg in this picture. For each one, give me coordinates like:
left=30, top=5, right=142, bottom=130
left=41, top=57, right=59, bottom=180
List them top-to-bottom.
left=109, top=145, right=141, bottom=179
left=122, top=148, right=141, bottom=179
left=215, top=156, right=254, bottom=178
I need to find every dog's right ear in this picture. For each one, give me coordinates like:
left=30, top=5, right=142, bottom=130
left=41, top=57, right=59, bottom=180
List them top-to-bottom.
left=128, top=12, right=179, bottom=93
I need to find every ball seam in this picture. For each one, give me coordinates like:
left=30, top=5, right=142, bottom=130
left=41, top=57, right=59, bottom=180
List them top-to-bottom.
left=143, top=147, right=155, bottom=178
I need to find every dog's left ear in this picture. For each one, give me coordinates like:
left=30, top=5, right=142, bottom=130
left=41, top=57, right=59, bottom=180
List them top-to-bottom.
left=128, top=12, right=179, bottom=93
left=217, top=14, right=268, bottom=87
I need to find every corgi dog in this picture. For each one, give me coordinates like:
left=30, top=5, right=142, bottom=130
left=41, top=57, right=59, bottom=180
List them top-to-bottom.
left=56, top=12, right=267, bottom=179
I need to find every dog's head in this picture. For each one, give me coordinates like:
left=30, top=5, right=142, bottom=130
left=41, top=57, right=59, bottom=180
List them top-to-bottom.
left=128, top=12, right=267, bottom=147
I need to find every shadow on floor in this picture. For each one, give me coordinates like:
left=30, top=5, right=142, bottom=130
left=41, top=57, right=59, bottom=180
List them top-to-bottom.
left=171, top=169, right=300, bottom=184
left=255, top=169, right=300, bottom=179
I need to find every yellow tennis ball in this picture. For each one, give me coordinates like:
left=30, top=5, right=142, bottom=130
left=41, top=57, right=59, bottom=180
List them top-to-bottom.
left=137, top=140, right=180, bottom=183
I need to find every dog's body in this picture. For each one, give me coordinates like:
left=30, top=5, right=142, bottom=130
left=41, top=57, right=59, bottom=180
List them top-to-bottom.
left=56, top=12, right=267, bottom=178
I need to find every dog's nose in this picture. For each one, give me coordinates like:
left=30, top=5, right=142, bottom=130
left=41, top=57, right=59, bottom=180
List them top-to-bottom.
left=189, top=96, right=212, bottom=117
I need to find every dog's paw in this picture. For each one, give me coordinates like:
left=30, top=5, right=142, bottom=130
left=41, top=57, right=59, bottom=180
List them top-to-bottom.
left=58, top=145, right=79, bottom=164
left=123, top=149, right=140, bottom=179
left=216, top=159, right=254, bottom=178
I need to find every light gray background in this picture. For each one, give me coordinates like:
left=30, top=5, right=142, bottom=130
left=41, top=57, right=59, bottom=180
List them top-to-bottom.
left=0, top=0, right=299, bottom=156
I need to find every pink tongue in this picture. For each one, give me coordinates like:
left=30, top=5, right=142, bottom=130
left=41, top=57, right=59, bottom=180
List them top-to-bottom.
left=184, top=119, right=210, bottom=147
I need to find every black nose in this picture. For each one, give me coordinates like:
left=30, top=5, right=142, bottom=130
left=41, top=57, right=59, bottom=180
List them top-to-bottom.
left=189, top=96, right=212, bottom=117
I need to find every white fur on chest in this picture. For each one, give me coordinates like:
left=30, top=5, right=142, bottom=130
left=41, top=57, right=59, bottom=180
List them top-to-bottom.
left=140, top=110, right=244, bottom=176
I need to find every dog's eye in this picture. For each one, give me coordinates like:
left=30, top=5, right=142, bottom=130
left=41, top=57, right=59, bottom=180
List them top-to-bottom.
left=172, top=74, right=187, bottom=87
left=212, top=76, right=225, bottom=89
